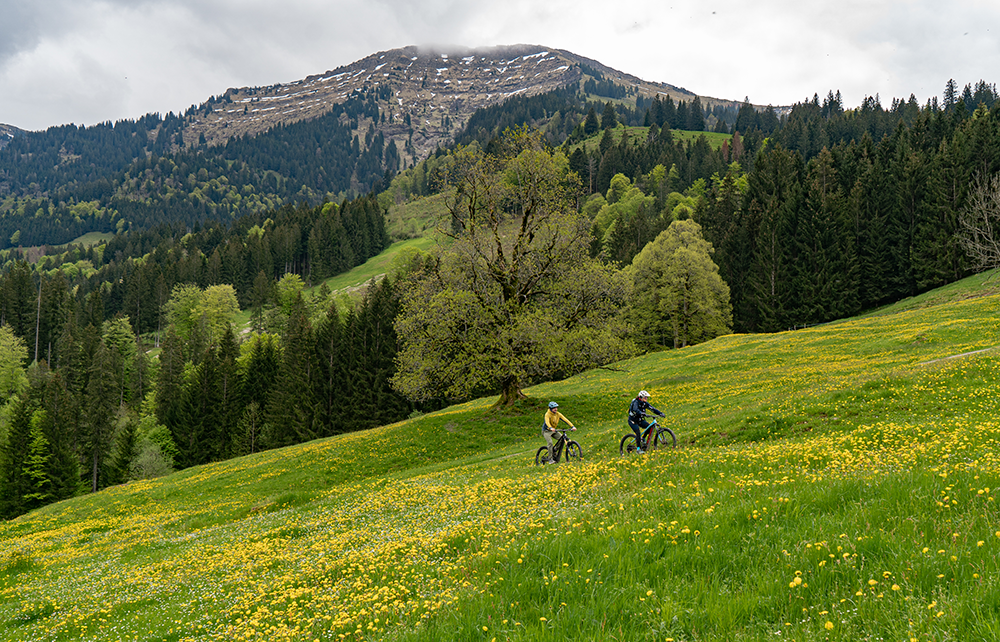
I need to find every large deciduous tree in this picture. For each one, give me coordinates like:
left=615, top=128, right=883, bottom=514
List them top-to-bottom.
left=392, top=128, right=634, bottom=407
left=630, top=219, right=732, bottom=349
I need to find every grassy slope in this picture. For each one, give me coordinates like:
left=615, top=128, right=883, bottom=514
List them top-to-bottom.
left=3, top=273, right=1000, bottom=641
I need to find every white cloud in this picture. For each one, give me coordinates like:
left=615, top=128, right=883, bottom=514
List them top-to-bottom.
left=1, top=0, right=998, bottom=130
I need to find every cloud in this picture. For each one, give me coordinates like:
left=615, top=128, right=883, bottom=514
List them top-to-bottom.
left=1, top=0, right=999, bottom=130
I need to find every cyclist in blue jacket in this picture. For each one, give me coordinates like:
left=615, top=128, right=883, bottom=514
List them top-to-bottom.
left=628, top=390, right=664, bottom=454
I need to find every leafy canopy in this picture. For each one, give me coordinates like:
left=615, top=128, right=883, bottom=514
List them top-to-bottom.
left=392, top=128, right=635, bottom=406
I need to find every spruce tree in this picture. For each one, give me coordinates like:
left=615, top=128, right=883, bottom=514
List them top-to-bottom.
left=688, top=97, right=706, bottom=131
left=601, top=102, right=618, bottom=130
left=583, top=107, right=600, bottom=136
left=743, top=144, right=803, bottom=332
left=791, top=147, right=857, bottom=325
left=2, top=261, right=36, bottom=340
left=37, top=272, right=69, bottom=365
left=266, top=295, right=318, bottom=447
left=314, top=303, right=348, bottom=436
left=155, top=327, right=186, bottom=446
left=216, top=327, right=241, bottom=457
left=83, top=342, right=117, bottom=492
left=177, top=346, right=223, bottom=467
left=39, top=371, right=80, bottom=502
left=0, top=394, right=34, bottom=518
left=22, top=416, right=52, bottom=511
left=109, top=416, right=138, bottom=485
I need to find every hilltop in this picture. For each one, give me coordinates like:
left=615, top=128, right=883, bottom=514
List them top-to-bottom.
left=180, top=44, right=729, bottom=162
left=0, top=124, right=19, bottom=151
left=2, top=269, right=999, bottom=640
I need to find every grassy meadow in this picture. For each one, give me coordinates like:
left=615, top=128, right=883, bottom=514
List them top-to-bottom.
left=3, top=272, right=1000, bottom=641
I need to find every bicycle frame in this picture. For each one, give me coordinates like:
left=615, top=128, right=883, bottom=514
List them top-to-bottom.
left=620, top=417, right=675, bottom=456
left=630, top=418, right=659, bottom=448
left=535, top=429, right=583, bottom=465
left=550, top=430, right=569, bottom=460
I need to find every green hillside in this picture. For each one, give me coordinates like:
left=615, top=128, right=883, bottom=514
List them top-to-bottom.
left=3, top=272, right=1000, bottom=641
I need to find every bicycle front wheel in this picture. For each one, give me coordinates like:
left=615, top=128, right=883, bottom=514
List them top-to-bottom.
left=654, top=427, right=677, bottom=449
left=619, top=434, right=639, bottom=456
left=564, top=441, right=583, bottom=461
left=534, top=447, right=550, bottom=466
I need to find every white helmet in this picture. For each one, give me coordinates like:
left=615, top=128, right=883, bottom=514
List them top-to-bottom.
left=638, top=390, right=650, bottom=399
left=548, top=401, right=559, bottom=409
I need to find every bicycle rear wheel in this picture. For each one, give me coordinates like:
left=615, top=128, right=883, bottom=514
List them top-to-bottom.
left=654, top=427, right=677, bottom=449
left=619, top=434, right=639, bottom=456
left=564, top=441, right=583, bottom=461
left=534, top=447, right=551, bottom=466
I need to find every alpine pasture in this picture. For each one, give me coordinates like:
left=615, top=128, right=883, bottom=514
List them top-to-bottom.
left=2, top=272, right=1000, bottom=641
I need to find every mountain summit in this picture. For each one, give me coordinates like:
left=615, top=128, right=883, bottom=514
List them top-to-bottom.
left=187, top=44, right=701, bottom=159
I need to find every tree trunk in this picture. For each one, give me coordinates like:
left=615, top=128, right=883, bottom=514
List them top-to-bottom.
left=495, top=376, right=526, bottom=408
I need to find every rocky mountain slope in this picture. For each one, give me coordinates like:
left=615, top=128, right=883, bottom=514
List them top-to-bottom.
left=184, top=44, right=713, bottom=160
left=0, top=124, right=21, bottom=151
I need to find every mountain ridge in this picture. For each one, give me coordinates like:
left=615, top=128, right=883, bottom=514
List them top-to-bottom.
left=184, top=43, right=719, bottom=159
left=0, top=44, right=741, bottom=161
left=0, top=123, right=21, bottom=151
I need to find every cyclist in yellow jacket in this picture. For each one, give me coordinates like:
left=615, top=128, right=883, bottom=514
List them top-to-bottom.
left=542, top=401, right=576, bottom=463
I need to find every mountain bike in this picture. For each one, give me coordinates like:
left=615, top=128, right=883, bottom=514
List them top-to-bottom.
left=620, top=417, right=676, bottom=455
left=535, top=429, right=583, bottom=465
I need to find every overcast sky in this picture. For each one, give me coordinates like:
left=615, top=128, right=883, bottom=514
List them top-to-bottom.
left=2, top=0, right=998, bottom=131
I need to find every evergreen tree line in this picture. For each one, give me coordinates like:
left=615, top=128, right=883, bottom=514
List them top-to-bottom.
left=752, top=80, right=999, bottom=166
left=642, top=94, right=708, bottom=132
left=698, top=98, right=1000, bottom=334
left=566, top=121, right=728, bottom=198
left=0, top=274, right=413, bottom=520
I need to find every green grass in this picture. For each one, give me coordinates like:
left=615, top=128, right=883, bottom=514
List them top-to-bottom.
left=386, top=192, right=450, bottom=240
left=66, top=232, right=115, bottom=247
left=229, top=236, right=439, bottom=331
left=320, top=236, right=437, bottom=294
left=4, top=273, right=1000, bottom=640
